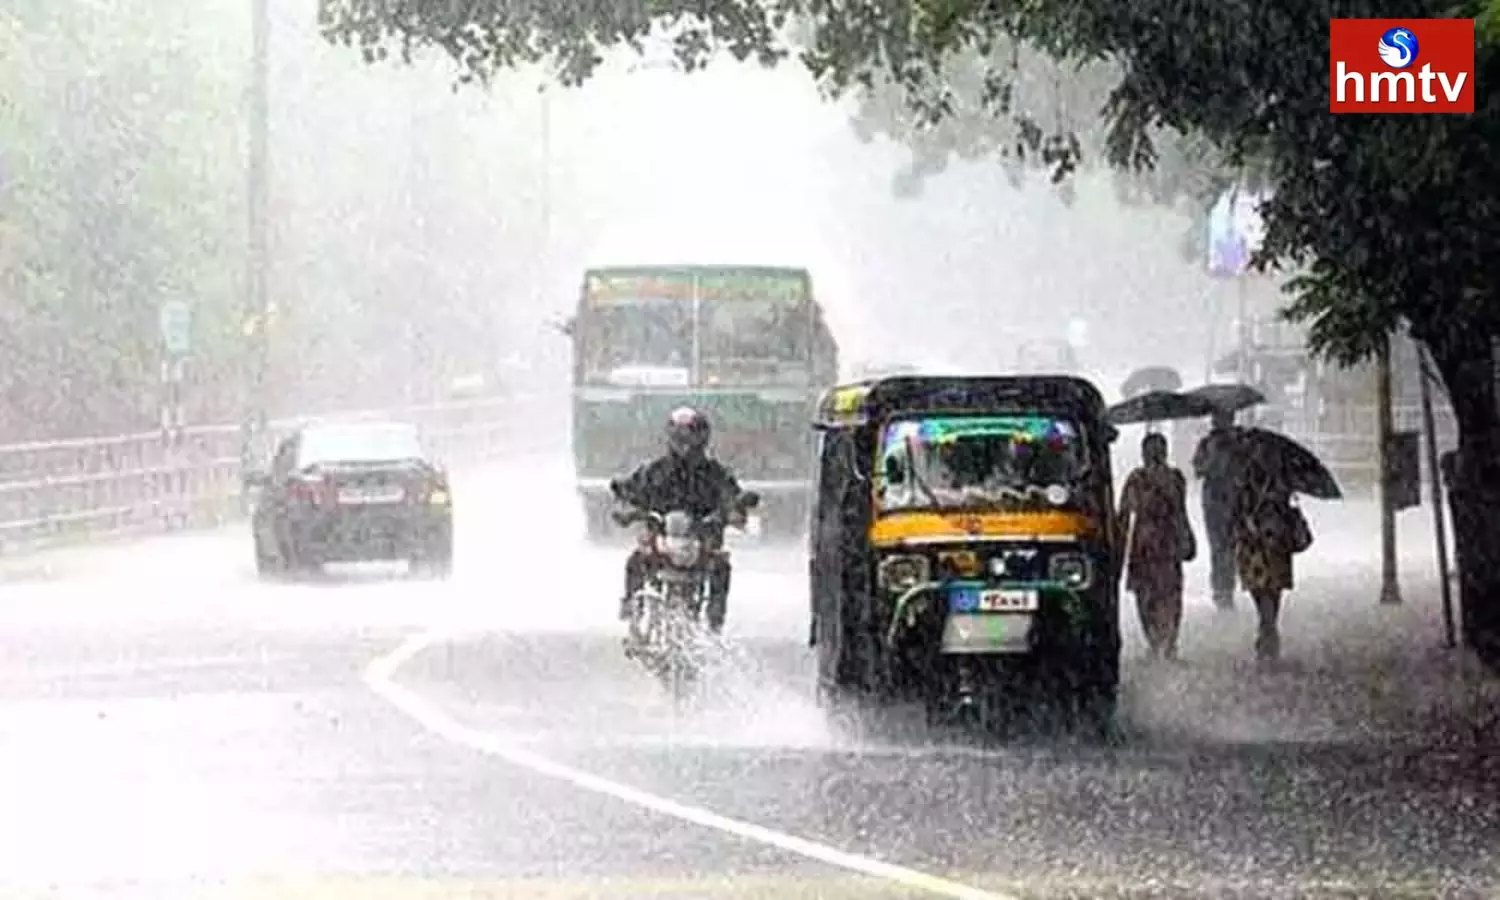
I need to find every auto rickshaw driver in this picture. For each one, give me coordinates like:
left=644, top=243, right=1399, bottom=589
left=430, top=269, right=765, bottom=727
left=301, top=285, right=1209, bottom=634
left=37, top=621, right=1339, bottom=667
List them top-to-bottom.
left=917, top=429, right=1062, bottom=507
left=899, top=431, right=1007, bottom=507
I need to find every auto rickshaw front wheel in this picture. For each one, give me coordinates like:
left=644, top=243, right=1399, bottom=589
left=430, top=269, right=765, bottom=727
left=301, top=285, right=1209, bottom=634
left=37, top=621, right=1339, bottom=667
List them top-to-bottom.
left=921, top=658, right=1028, bottom=734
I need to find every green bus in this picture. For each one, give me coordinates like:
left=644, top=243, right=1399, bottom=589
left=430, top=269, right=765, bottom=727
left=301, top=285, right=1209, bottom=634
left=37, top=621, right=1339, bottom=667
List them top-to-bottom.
left=565, top=264, right=839, bottom=539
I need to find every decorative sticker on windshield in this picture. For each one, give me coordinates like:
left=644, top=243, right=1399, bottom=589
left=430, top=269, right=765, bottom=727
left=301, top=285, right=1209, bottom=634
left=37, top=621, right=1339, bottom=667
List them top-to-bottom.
left=888, top=416, right=1065, bottom=444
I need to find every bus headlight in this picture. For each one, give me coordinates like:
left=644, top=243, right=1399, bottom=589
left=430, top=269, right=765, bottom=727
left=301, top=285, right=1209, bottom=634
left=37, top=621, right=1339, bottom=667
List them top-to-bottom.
left=1048, top=552, right=1092, bottom=590
left=878, top=554, right=930, bottom=590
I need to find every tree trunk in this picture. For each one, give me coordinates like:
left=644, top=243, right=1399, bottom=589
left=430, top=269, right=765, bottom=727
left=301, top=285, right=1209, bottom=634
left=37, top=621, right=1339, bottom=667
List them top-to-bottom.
left=1428, top=335, right=1500, bottom=671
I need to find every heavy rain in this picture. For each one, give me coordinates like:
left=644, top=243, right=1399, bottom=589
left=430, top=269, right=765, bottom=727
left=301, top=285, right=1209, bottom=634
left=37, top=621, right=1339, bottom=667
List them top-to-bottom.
left=1, top=0, right=1497, bottom=898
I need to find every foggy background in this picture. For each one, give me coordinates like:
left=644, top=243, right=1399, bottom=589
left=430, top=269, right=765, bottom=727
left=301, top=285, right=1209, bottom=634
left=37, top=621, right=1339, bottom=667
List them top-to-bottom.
left=1, top=0, right=1278, bottom=441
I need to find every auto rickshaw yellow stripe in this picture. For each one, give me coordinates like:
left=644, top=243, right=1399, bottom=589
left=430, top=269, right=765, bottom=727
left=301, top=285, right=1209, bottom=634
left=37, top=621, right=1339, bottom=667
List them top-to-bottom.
left=869, top=511, right=1098, bottom=546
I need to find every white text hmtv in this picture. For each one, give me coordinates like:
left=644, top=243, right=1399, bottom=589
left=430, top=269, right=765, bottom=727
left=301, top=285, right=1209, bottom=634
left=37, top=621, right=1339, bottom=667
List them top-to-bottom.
left=1332, top=61, right=1469, bottom=105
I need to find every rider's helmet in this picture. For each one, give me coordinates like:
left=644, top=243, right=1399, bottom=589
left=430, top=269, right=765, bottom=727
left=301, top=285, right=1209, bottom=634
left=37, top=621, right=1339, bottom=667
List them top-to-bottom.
left=665, top=406, right=711, bottom=459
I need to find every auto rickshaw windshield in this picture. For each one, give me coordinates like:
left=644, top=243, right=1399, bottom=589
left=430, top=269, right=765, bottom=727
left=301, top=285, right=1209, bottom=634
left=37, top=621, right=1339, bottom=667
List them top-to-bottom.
left=876, top=414, right=1089, bottom=512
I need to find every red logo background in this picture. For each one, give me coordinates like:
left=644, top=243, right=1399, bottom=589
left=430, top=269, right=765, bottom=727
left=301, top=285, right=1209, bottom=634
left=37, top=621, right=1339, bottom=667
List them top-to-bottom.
left=1329, top=18, right=1475, bottom=114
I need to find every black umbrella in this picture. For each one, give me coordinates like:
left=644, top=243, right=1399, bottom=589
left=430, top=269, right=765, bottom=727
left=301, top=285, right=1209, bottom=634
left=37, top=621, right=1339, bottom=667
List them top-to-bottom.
left=1121, top=366, right=1184, bottom=399
left=1185, top=383, right=1266, bottom=415
left=1106, top=389, right=1218, bottom=425
left=1231, top=427, right=1343, bottom=500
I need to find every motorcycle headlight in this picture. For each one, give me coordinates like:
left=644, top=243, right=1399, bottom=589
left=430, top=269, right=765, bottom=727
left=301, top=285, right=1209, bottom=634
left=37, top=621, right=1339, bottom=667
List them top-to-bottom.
left=662, top=511, right=694, bottom=538
left=661, top=534, right=702, bottom=566
left=1048, top=552, right=1092, bottom=589
left=878, top=554, right=930, bottom=591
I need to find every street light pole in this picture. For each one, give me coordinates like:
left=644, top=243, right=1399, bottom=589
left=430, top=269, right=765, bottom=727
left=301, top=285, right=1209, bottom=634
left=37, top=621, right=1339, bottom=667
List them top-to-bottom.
left=241, top=0, right=271, bottom=472
left=405, top=82, right=422, bottom=405
left=537, top=82, right=551, bottom=310
left=1377, top=334, right=1402, bottom=605
left=1417, top=348, right=1456, bottom=645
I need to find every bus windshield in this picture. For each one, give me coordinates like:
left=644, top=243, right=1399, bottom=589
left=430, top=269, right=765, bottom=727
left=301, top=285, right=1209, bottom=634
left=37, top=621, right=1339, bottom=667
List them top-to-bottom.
left=578, top=268, right=815, bottom=386
left=697, top=271, right=809, bottom=367
left=580, top=299, right=693, bottom=386
left=876, top=415, right=1089, bottom=512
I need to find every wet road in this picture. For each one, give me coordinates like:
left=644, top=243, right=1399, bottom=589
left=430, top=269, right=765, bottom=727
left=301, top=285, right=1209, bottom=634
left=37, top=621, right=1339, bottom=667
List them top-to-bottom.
left=1, top=458, right=1497, bottom=899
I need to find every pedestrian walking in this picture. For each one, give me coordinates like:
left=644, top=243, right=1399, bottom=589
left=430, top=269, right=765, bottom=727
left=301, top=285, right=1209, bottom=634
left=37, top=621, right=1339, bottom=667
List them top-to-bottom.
left=1192, top=409, right=1241, bottom=610
left=1118, top=433, right=1197, bottom=660
left=1231, top=455, right=1314, bottom=662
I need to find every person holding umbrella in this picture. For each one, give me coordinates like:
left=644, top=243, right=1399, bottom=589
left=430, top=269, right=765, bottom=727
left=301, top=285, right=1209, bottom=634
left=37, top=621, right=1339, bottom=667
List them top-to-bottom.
left=1184, top=383, right=1266, bottom=611
left=1105, top=388, right=1215, bottom=661
left=1192, top=408, right=1244, bottom=611
left=1227, top=429, right=1334, bottom=662
left=1231, top=456, right=1307, bottom=662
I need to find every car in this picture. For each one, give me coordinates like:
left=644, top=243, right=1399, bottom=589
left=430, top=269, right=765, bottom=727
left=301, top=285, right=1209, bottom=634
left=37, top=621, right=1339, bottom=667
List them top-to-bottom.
left=246, top=420, right=453, bottom=579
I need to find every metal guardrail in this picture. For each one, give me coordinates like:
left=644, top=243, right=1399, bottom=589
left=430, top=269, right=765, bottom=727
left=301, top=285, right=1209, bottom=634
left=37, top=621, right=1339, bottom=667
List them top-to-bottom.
left=0, top=394, right=532, bottom=553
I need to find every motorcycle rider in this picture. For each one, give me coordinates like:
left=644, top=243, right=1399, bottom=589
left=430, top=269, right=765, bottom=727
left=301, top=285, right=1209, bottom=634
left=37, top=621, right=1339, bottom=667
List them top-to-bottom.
left=611, top=407, right=745, bottom=640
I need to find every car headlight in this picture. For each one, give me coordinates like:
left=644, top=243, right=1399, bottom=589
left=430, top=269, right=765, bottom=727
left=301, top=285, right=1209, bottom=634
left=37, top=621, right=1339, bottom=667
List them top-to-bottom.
left=661, top=534, right=701, bottom=567
left=1048, top=552, right=1092, bottom=589
left=878, top=554, right=930, bottom=591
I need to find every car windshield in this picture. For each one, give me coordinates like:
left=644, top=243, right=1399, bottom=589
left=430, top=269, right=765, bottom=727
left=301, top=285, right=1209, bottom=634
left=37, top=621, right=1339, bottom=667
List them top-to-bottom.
left=876, top=414, right=1088, bottom=512
left=297, top=423, right=425, bottom=467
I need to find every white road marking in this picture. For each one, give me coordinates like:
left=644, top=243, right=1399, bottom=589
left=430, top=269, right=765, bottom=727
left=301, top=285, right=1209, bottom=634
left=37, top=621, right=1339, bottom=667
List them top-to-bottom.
left=364, top=629, right=1020, bottom=900
left=500, top=730, right=1070, bottom=761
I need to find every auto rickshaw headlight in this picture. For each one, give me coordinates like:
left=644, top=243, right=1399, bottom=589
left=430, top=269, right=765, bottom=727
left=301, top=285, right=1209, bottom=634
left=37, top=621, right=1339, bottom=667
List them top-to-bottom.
left=1049, top=552, right=1092, bottom=589
left=878, top=554, right=930, bottom=590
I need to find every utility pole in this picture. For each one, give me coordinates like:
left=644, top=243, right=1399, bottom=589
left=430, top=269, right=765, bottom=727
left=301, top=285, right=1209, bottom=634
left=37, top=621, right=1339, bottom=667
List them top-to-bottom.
left=241, top=0, right=271, bottom=476
left=404, top=82, right=422, bottom=406
left=537, top=82, right=552, bottom=310
left=1235, top=277, right=1250, bottom=386
left=1203, top=287, right=1219, bottom=385
left=1377, top=334, right=1402, bottom=605
left=1417, top=347, right=1456, bottom=646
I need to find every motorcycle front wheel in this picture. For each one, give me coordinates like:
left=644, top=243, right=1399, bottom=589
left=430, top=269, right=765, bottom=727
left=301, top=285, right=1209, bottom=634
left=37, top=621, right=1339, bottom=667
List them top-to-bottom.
left=656, top=602, right=700, bottom=706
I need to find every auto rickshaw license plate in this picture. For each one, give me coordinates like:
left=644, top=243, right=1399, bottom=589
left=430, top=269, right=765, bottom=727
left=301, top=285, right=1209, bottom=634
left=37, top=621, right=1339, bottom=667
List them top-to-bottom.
left=948, top=586, right=1040, bottom=613
left=979, top=588, right=1039, bottom=612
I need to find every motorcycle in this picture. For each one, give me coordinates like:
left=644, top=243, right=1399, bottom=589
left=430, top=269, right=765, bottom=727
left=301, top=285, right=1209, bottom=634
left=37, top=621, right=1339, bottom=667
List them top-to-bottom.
left=611, top=491, right=761, bottom=700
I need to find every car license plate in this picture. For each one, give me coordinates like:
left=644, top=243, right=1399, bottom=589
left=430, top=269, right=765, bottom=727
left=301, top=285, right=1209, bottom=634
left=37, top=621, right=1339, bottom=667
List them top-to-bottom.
left=337, top=486, right=405, bottom=505
left=744, top=514, right=763, bottom=537
left=976, top=588, right=1039, bottom=612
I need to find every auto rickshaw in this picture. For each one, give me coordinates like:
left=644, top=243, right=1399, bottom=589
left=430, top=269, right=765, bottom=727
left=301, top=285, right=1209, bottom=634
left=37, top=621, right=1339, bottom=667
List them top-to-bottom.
left=807, top=374, right=1121, bottom=733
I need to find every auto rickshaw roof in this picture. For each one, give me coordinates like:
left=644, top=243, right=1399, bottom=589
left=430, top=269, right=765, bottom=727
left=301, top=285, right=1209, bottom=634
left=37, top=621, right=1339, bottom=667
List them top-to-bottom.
left=813, top=374, right=1108, bottom=430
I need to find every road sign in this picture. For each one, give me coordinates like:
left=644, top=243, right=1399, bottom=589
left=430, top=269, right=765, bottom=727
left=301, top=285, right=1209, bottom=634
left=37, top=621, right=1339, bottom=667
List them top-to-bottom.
left=1207, top=184, right=1269, bottom=278
left=159, top=299, right=192, bottom=355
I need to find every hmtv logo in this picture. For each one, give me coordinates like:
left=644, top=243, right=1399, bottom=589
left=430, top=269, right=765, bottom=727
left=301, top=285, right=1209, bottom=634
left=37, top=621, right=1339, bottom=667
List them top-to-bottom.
left=1329, top=18, right=1475, bottom=113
